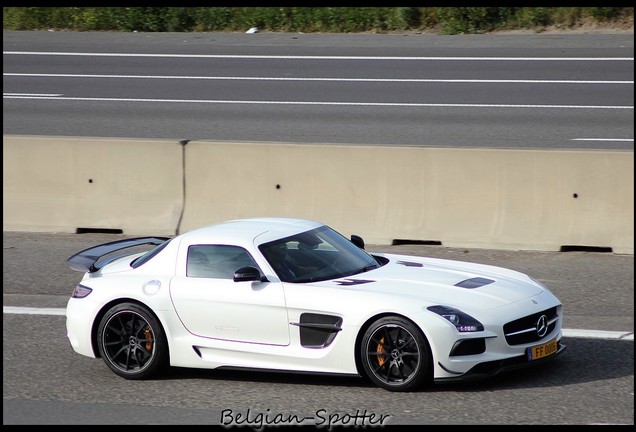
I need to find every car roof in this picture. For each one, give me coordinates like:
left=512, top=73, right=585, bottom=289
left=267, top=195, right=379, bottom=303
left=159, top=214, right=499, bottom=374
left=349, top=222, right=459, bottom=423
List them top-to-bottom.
left=178, top=217, right=324, bottom=246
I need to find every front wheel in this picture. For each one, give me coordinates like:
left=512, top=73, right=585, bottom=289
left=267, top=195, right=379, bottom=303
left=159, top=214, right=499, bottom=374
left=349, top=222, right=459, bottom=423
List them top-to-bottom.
left=97, top=303, right=168, bottom=380
left=360, top=316, right=431, bottom=391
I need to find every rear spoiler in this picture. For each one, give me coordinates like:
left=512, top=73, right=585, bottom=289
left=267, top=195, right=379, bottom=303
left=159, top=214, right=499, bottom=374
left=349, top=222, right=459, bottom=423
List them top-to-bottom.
left=67, top=237, right=171, bottom=273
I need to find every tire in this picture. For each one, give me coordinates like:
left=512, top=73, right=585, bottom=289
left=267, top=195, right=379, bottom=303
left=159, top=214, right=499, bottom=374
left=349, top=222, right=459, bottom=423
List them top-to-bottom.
left=97, top=303, right=168, bottom=380
left=360, top=316, right=431, bottom=391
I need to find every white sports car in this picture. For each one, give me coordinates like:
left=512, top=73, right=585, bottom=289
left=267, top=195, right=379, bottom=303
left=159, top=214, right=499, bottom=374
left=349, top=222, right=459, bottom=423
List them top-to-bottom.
left=66, top=217, right=565, bottom=391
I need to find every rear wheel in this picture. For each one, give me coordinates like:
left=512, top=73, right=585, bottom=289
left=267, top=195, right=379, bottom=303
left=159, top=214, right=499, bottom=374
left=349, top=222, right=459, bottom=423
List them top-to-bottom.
left=97, top=303, right=168, bottom=380
left=360, top=316, right=431, bottom=391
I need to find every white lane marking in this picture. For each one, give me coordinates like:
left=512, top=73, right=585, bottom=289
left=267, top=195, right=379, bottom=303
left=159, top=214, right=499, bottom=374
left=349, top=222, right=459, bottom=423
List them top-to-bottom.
left=3, top=51, right=634, bottom=61
left=3, top=73, right=633, bottom=85
left=2, top=92, right=63, bottom=96
left=2, top=95, right=632, bottom=109
left=572, top=138, right=634, bottom=142
left=3, top=306, right=633, bottom=340
left=4, top=306, right=66, bottom=316
left=562, top=329, right=634, bottom=341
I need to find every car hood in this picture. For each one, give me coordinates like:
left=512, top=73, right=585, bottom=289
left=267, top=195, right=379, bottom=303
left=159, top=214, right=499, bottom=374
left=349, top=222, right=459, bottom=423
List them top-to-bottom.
left=314, top=253, right=545, bottom=311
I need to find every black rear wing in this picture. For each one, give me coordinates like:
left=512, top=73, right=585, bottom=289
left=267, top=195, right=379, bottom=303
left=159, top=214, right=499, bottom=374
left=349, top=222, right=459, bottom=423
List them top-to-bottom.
left=67, top=237, right=171, bottom=273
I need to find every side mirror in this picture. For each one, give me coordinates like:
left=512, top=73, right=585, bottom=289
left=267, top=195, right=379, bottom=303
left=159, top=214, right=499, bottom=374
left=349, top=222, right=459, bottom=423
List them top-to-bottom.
left=351, top=235, right=365, bottom=250
left=233, top=266, right=266, bottom=282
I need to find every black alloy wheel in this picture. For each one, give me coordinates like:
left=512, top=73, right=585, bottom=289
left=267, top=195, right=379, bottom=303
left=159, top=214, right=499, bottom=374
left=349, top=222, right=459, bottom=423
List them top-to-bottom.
left=97, top=303, right=168, bottom=380
left=361, top=316, right=431, bottom=391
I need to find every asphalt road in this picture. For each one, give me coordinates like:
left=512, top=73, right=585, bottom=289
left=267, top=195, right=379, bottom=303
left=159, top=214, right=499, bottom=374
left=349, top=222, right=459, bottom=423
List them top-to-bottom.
left=3, top=30, right=634, bottom=149
left=3, top=231, right=633, bottom=425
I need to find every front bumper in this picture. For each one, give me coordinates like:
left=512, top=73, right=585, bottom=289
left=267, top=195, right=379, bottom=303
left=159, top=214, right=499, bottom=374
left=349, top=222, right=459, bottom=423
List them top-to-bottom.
left=434, top=340, right=566, bottom=383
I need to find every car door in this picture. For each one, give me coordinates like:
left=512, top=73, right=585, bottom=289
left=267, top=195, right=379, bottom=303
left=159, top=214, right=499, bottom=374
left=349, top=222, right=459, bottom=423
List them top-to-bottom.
left=169, top=244, right=290, bottom=345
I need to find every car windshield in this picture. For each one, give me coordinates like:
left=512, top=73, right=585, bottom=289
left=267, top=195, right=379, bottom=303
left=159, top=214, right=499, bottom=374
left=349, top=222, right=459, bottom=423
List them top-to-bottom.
left=259, top=225, right=381, bottom=283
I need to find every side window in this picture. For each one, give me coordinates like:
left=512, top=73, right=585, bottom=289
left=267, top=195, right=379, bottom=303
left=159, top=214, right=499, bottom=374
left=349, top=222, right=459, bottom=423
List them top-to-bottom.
left=187, top=245, right=258, bottom=279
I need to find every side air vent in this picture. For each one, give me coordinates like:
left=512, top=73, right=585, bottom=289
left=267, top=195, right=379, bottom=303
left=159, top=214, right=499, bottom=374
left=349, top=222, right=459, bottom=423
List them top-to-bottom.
left=293, top=313, right=343, bottom=348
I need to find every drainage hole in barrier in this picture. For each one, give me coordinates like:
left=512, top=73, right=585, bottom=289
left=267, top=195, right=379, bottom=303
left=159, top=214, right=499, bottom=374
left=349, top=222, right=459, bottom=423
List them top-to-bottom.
left=75, top=228, right=124, bottom=234
left=392, top=239, right=443, bottom=246
left=560, top=245, right=613, bottom=253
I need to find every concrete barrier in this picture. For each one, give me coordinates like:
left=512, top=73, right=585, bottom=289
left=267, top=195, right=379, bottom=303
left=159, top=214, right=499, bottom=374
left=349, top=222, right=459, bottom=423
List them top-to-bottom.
left=3, top=135, right=633, bottom=254
left=3, top=135, right=183, bottom=236
left=181, top=140, right=633, bottom=254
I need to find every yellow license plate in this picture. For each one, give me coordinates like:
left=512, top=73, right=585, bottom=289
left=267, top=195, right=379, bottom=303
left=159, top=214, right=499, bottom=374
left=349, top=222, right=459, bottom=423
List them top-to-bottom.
left=527, top=338, right=558, bottom=361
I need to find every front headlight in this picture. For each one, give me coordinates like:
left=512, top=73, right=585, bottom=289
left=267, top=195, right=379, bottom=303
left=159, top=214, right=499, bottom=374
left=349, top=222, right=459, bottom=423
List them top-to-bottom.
left=427, top=305, right=484, bottom=332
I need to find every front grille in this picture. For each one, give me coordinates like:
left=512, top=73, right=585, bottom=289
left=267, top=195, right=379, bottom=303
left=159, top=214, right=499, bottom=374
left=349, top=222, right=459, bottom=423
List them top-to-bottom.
left=503, top=307, right=559, bottom=345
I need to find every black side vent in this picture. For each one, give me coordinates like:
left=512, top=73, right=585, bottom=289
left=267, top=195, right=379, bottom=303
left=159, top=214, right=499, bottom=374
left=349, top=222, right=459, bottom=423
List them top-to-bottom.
left=295, top=313, right=343, bottom=348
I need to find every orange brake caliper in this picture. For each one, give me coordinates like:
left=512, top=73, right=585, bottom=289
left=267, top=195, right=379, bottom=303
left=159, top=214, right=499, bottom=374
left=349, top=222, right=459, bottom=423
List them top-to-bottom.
left=145, top=327, right=153, bottom=351
left=377, top=337, right=386, bottom=367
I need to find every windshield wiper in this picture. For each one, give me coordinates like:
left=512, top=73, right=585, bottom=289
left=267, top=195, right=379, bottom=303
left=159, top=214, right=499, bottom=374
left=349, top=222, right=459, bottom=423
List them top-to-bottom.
left=350, top=264, right=378, bottom=276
